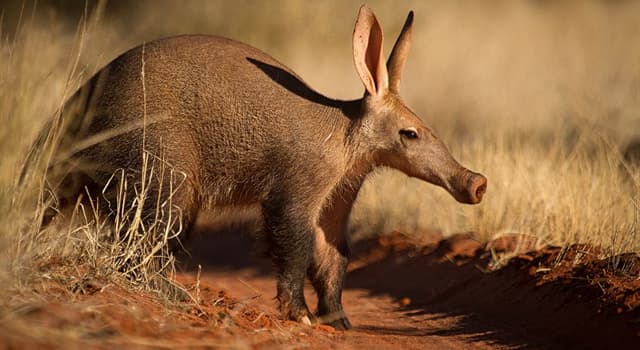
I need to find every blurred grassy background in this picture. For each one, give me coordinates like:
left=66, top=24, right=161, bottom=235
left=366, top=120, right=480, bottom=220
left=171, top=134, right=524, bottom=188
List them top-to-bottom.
left=1, top=0, right=639, bottom=254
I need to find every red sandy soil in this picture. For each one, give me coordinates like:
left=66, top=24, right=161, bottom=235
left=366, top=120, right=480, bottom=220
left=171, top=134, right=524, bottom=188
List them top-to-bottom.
left=1, top=229, right=639, bottom=349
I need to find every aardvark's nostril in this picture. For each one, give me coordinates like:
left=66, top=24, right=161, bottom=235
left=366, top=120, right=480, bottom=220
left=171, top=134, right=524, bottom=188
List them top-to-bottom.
left=469, top=174, right=487, bottom=204
left=475, top=182, right=486, bottom=201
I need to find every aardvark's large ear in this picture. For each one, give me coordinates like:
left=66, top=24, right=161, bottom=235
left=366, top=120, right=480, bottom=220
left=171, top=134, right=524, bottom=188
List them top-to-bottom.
left=353, top=5, right=388, bottom=97
left=387, top=11, right=414, bottom=93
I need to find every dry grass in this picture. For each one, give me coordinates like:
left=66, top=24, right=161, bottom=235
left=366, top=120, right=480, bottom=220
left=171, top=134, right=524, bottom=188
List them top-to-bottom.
left=0, top=0, right=193, bottom=318
left=1, top=0, right=639, bottom=329
left=349, top=1, right=640, bottom=255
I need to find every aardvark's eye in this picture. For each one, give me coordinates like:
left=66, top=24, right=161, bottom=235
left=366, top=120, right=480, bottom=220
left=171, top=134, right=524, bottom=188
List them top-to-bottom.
left=399, top=128, right=419, bottom=139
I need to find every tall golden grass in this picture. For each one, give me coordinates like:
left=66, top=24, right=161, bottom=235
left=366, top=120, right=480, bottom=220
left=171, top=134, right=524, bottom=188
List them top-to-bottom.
left=1, top=0, right=639, bottom=296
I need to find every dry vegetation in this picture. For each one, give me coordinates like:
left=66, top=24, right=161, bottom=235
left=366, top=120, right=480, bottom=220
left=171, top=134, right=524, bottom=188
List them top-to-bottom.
left=1, top=1, right=639, bottom=339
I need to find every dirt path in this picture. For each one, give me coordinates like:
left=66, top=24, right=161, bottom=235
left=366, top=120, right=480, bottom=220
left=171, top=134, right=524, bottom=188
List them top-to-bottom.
left=4, top=227, right=637, bottom=349
left=181, top=228, right=640, bottom=349
left=182, top=229, right=513, bottom=349
left=195, top=268, right=503, bottom=350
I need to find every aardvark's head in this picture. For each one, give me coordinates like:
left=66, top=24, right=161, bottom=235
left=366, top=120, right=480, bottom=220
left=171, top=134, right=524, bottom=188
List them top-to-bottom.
left=352, top=6, right=487, bottom=204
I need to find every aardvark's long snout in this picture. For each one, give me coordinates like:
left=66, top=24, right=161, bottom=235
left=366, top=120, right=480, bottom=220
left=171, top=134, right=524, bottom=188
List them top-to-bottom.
left=452, top=170, right=487, bottom=204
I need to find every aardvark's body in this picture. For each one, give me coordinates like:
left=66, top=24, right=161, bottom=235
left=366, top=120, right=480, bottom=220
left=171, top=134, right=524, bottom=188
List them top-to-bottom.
left=45, top=6, right=486, bottom=329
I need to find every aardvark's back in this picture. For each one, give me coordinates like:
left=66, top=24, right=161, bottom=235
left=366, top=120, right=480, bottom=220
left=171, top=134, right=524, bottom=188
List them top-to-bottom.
left=66, top=35, right=347, bottom=208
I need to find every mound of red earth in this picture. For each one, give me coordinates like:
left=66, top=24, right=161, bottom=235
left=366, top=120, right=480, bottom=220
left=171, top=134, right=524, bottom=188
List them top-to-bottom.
left=1, top=231, right=639, bottom=349
left=348, top=232, right=640, bottom=349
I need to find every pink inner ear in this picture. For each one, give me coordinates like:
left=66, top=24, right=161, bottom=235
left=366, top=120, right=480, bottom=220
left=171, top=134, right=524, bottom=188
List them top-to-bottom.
left=353, top=6, right=388, bottom=96
left=365, top=23, right=387, bottom=95
left=354, top=33, right=377, bottom=95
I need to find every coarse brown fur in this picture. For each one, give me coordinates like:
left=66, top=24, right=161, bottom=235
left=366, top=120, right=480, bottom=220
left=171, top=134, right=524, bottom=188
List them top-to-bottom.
left=36, top=6, right=487, bottom=329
